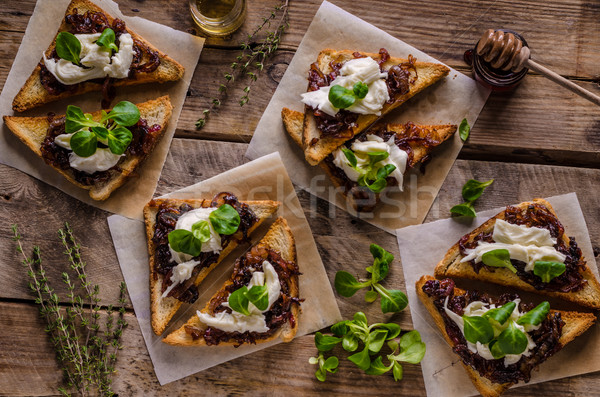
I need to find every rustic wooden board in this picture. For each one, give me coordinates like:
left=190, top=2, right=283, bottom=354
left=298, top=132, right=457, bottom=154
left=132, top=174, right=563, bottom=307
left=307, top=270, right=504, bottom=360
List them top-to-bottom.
left=2, top=0, right=600, bottom=79
left=2, top=138, right=599, bottom=307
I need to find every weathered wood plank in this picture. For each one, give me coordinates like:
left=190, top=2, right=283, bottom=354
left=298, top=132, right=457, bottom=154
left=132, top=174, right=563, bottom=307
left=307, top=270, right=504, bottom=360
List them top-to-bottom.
left=2, top=0, right=600, bottom=78
left=2, top=138, right=599, bottom=307
left=2, top=298, right=600, bottom=396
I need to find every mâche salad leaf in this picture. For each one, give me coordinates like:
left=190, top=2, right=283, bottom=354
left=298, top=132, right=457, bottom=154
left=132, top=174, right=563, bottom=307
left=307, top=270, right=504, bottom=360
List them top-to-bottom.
left=96, top=28, right=119, bottom=53
left=56, top=32, right=81, bottom=65
left=328, top=81, right=370, bottom=109
left=64, top=102, right=140, bottom=157
left=450, top=178, right=494, bottom=218
left=168, top=205, right=241, bottom=256
left=334, top=244, right=407, bottom=313
left=481, top=248, right=517, bottom=273
left=533, top=261, right=566, bottom=283
left=228, top=284, right=270, bottom=315
left=309, top=312, right=425, bottom=382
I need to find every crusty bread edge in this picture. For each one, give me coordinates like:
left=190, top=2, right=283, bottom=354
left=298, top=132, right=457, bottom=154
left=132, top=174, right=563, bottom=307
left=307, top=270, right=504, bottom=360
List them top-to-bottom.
left=434, top=199, right=600, bottom=309
left=162, top=217, right=299, bottom=346
left=416, top=275, right=597, bottom=397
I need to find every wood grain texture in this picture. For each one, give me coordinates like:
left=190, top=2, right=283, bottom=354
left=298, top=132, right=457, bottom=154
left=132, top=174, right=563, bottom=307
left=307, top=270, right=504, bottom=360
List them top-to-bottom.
left=2, top=0, right=600, bottom=78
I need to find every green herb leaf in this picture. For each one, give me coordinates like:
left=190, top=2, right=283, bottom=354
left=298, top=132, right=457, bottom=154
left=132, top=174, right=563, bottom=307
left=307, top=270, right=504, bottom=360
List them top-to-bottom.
left=95, top=28, right=119, bottom=53
left=55, top=32, right=81, bottom=65
left=353, top=81, right=369, bottom=99
left=328, top=85, right=356, bottom=109
left=105, top=101, right=140, bottom=126
left=65, top=106, right=102, bottom=133
left=459, top=118, right=470, bottom=141
left=91, top=126, right=109, bottom=141
left=107, top=126, right=132, bottom=155
left=70, top=129, right=97, bottom=157
left=341, top=147, right=357, bottom=168
left=367, top=151, right=389, bottom=164
left=376, top=164, right=396, bottom=180
left=364, top=178, right=388, bottom=194
left=462, top=179, right=494, bottom=202
left=450, top=202, right=477, bottom=217
left=209, top=204, right=241, bottom=235
left=191, top=220, right=211, bottom=243
left=167, top=229, right=202, bottom=257
left=369, top=244, right=394, bottom=283
left=481, top=249, right=517, bottom=273
left=533, top=261, right=566, bottom=283
left=334, top=271, right=371, bottom=297
left=246, top=284, right=269, bottom=311
left=373, top=284, right=408, bottom=313
left=228, top=286, right=251, bottom=315
left=364, top=289, right=378, bottom=302
left=483, top=301, right=516, bottom=325
left=517, top=301, right=550, bottom=327
left=353, top=312, right=368, bottom=328
left=463, top=315, right=494, bottom=344
left=331, top=321, right=349, bottom=336
left=497, top=321, right=528, bottom=355
left=377, top=323, right=402, bottom=340
left=367, top=329, right=388, bottom=353
left=389, top=330, right=426, bottom=364
left=314, top=332, right=341, bottom=352
left=342, top=333, right=359, bottom=352
left=490, top=340, right=505, bottom=359
left=348, top=346, right=371, bottom=371
left=323, top=356, right=339, bottom=372
left=364, top=356, right=391, bottom=375
left=392, top=361, right=403, bottom=381
left=315, top=368, right=326, bottom=382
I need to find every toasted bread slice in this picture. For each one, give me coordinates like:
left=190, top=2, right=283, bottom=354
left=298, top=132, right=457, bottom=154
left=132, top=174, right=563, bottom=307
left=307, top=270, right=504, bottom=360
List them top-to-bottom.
left=12, top=0, right=184, bottom=112
left=302, top=49, right=450, bottom=165
left=3, top=95, right=172, bottom=201
left=282, top=107, right=456, bottom=211
left=144, top=198, right=280, bottom=335
left=434, top=199, right=600, bottom=309
left=163, top=217, right=299, bottom=346
left=416, top=275, right=596, bottom=397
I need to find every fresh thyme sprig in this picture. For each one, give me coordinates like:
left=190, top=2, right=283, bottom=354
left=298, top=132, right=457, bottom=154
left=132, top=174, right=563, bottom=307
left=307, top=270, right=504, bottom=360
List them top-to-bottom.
left=196, top=0, right=290, bottom=128
left=12, top=223, right=128, bottom=397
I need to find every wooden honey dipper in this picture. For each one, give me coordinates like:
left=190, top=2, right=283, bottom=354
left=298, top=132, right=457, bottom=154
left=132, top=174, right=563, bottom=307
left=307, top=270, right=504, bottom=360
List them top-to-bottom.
left=476, top=29, right=600, bottom=106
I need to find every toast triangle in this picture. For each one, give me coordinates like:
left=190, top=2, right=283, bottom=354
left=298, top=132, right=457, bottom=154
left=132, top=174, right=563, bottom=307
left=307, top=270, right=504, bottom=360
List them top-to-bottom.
left=12, top=0, right=184, bottom=112
left=302, top=49, right=450, bottom=165
left=3, top=95, right=173, bottom=200
left=282, top=107, right=456, bottom=211
left=144, top=198, right=281, bottom=335
left=434, top=198, right=600, bottom=309
left=163, top=217, right=299, bottom=346
left=416, top=275, right=596, bottom=397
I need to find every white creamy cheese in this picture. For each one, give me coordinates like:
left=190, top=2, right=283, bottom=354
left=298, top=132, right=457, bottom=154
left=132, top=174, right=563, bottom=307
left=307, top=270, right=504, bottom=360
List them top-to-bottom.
left=43, top=33, right=134, bottom=85
left=300, top=57, right=390, bottom=117
left=53, top=133, right=122, bottom=174
left=331, top=134, right=409, bottom=189
left=169, top=208, right=222, bottom=264
left=461, top=219, right=566, bottom=272
left=161, top=259, right=200, bottom=298
left=196, top=261, right=281, bottom=333
left=443, top=297, right=538, bottom=366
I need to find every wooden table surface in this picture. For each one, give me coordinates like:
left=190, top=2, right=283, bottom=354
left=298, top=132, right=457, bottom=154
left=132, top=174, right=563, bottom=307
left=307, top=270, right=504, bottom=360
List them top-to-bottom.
left=1, top=0, right=600, bottom=396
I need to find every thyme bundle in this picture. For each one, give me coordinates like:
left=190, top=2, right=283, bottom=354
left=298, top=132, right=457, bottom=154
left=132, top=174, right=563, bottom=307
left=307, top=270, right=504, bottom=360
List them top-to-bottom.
left=196, top=0, right=290, bottom=128
left=12, top=223, right=128, bottom=397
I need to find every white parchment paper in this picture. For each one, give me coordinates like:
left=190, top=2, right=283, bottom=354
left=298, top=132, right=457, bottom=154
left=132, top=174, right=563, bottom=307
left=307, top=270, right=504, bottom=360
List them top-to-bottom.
left=0, top=0, right=204, bottom=220
left=246, top=1, right=490, bottom=234
left=107, top=152, right=342, bottom=385
left=397, top=193, right=600, bottom=396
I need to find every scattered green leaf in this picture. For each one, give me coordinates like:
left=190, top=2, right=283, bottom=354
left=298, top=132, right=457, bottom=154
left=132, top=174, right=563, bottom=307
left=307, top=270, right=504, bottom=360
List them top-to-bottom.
left=55, top=32, right=81, bottom=65
left=459, top=118, right=470, bottom=141
left=533, top=261, right=566, bottom=283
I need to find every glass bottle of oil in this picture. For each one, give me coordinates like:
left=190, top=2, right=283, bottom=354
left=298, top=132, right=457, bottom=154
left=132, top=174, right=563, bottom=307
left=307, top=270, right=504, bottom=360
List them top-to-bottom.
left=189, top=0, right=247, bottom=37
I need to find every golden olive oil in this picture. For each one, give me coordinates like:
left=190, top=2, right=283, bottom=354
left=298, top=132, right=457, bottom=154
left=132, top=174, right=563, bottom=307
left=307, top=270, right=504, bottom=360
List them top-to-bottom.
left=190, top=0, right=246, bottom=37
